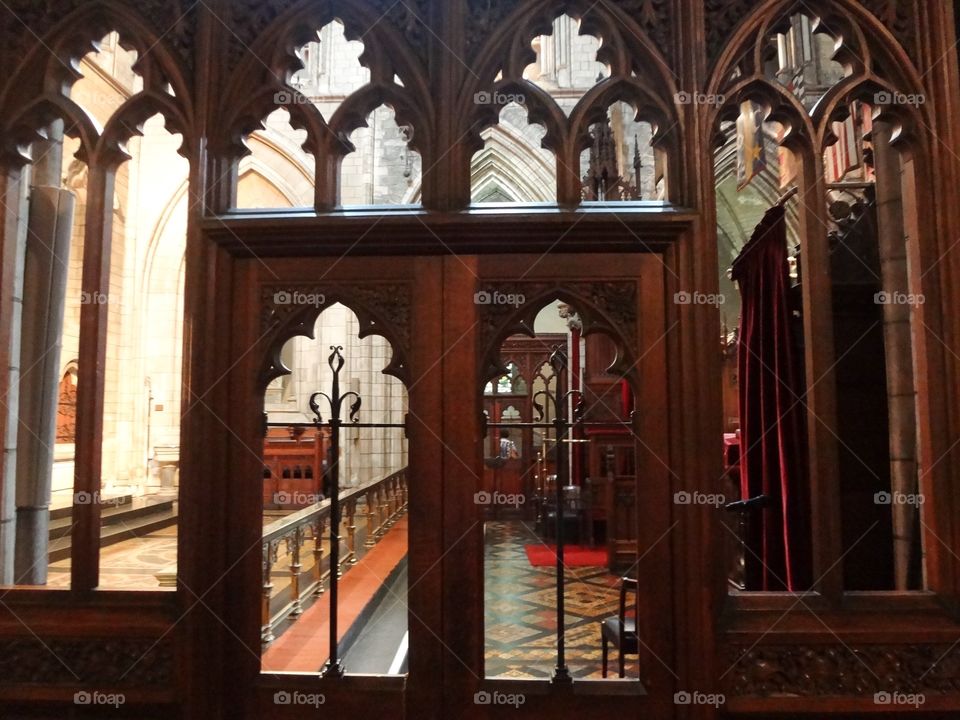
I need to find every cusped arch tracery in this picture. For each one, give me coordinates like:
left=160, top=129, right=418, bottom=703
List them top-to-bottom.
left=466, top=0, right=676, bottom=94
left=706, top=0, right=927, bottom=141
left=706, top=0, right=919, bottom=72
left=0, top=1, right=194, bottom=100
left=706, top=1, right=931, bottom=165
left=217, top=2, right=432, bottom=141
left=463, top=2, right=679, bottom=118
left=462, top=3, right=681, bottom=205
left=213, top=4, right=432, bottom=209
left=0, top=13, right=194, bottom=167
left=710, top=77, right=816, bottom=157
left=476, top=283, right=640, bottom=396
left=260, top=284, right=413, bottom=390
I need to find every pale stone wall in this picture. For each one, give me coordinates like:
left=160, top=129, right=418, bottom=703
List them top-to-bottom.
left=52, top=48, right=189, bottom=501
left=270, top=305, right=407, bottom=489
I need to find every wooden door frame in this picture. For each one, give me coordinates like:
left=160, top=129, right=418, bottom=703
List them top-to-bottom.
left=189, top=212, right=710, bottom=720
left=439, top=252, right=676, bottom=719
left=212, top=255, right=445, bottom=720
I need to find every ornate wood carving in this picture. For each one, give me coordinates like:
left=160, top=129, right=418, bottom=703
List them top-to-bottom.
left=0, top=0, right=196, bottom=73
left=136, top=0, right=198, bottom=73
left=225, top=0, right=430, bottom=73
left=225, top=0, right=305, bottom=72
left=368, top=0, right=431, bottom=65
left=465, top=0, right=520, bottom=59
left=467, top=0, right=672, bottom=61
left=620, top=0, right=672, bottom=56
left=704, top=0, right=763, bottom=66
left=706, top=0, right=917, bottom=67
left=858, top=0, right=916, bottom=56
left=475, top=280, right=639, bottom=383
left=259, top=282, right=413, bottom=386
left=0, top=637, right=174, bottom=685
left=724, top=643, right=960, bottom=696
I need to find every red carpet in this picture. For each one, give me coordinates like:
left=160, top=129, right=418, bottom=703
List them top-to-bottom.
left=524, top=544, right=608, bottom=567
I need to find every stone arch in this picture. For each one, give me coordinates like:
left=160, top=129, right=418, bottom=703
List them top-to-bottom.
left=471, top=124, right=558, bottom=203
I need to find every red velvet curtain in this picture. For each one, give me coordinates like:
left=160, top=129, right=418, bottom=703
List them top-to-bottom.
left=732, top=205, right=811, bottom=591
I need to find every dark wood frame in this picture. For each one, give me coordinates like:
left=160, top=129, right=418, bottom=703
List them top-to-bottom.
left=0, top=1, right=957, bottom=718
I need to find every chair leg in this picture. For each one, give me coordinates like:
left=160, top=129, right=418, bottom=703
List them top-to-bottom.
left=601, top=635, right=608, bottom=678
left=618, top=648, right=625, bottom=678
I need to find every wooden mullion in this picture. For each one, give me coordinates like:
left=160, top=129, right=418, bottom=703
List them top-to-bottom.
left=70, top=161, right=116, bottom=593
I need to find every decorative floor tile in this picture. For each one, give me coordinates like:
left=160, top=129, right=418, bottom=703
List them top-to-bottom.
left=484, top=521, right=640, bottom=680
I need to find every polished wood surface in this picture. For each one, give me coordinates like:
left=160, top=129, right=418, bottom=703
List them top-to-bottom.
left=0, top=2, right=958, bottom=719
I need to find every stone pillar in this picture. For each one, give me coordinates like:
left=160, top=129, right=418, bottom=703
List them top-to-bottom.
left=14, top=121, right=75, bottom=584
left=873, top=122, right=918, bottom=590
left=0, top=166, right=30, bottom=584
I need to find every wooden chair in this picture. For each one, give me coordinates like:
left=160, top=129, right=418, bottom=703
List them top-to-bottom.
left=600, top=576, right=639, bottom=678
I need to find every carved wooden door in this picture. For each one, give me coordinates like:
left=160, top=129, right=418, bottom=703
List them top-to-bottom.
left=222, top=252, right=673, bottom=719
left=439, top=254, right=674, bottom=719
left=224, top=255, right=445, bottom=720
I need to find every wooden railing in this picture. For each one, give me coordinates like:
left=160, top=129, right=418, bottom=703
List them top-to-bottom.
left=261, top=467, right=408, bottom=646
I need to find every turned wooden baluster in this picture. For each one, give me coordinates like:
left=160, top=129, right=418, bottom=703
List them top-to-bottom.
left=383, top=480, right=394, bottom=526
left=377, top=487, right=388, bottom=538
left=364, top=490, right=377, bottom=548
left=346, top=499, right=358, bottom=564
left=312, top=517, right=326, bottom=596
left=286, top=526, right=305, bottom=617
left=261, top=540, right=279, bottom=645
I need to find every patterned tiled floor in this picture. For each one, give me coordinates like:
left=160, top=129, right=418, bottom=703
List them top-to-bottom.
left=484, top=521, right=640, bottom=679
left=48, top=526, right=178, bottom=590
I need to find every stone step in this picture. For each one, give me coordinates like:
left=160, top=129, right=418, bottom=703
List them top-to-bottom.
left=49, top=494, right=132, bottom=522
left=48, top=495, right=174, bottom=537
left=48, top=498, right=178, bottom=563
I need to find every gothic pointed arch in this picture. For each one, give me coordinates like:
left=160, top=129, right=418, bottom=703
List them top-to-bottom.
left=706, top=0, right=926, bottom=118
left=213, top=2, right=433, bottom=164
left=0, top=3, right=194, bottom=159
left=471, top=124, right=558, bottom=203
left=475, top=283, right=640, bottom=394
left=260, top=284, right=413, bottom=388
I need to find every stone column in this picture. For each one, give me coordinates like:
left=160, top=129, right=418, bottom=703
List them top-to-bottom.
left=14, top=121, right=75, bottom=584
left=873, top=122, right=918, bottom=590
left=0, top=165, right=30, bottom=584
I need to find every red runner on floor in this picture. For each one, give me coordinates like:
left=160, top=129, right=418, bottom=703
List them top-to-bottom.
left=524, top=544, right=608, bottom=567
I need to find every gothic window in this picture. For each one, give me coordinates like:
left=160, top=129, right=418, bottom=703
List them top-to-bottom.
left=711, top=4, right=930, bottom=594
left=765, top=13, right=847, bottom=112
left=524, top=14, right=608, bottom=115
left=228, top=17, right=424, bottom=210
left=1, top=20, right=192, bottom=591
left=342, top=106, right=422, bottom=206
left=238, top=108, right=316, bottom=209
left=97, top=111, right=187, bottom=590
left=485, top=362, right=527, bottom=395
